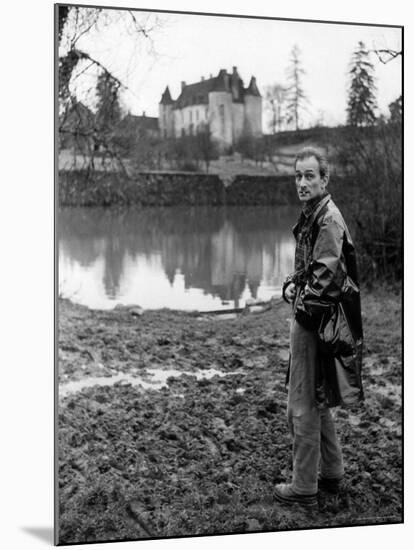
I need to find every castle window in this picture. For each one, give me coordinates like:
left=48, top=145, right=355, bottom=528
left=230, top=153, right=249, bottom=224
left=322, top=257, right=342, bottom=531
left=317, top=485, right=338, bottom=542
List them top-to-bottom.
left=190, top=110, right=193, bottom=123
left=196, top=110, right=199, bottom=122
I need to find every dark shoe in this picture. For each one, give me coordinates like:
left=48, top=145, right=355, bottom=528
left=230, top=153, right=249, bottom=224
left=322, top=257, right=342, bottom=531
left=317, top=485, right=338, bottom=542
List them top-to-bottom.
left=318, top=476, right=342, bottom=494
left=274, top=483, right=317, bottom=508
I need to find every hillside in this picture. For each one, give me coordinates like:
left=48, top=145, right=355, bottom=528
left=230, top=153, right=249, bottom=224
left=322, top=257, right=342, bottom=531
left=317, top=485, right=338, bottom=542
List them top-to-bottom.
left=58, top=125, right=374, bottom=177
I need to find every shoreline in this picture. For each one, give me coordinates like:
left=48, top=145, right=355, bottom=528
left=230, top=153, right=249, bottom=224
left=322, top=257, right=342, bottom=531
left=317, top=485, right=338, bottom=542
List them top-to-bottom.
left=57, top=287, right=402, bottom=544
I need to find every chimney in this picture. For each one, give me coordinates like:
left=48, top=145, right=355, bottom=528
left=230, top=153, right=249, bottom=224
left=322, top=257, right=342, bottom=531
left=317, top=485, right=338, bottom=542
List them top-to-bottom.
left=233, top=66, right=238, bottom=74
left=209, top=73, right=213, bottom=79
left=201, top=76, right=205, bottom=81
left=181, top=81, right=186, bottom=90
left=142, top=110, right=146, bottom=117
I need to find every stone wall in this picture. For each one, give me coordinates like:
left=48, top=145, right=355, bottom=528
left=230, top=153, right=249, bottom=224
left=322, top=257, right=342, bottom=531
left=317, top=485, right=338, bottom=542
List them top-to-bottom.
left=58, top=170, right=297, bottom=207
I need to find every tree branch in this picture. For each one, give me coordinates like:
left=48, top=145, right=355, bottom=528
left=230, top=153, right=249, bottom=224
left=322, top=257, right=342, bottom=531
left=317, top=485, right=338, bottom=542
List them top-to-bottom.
left=372, top=49, right=402, bottom=64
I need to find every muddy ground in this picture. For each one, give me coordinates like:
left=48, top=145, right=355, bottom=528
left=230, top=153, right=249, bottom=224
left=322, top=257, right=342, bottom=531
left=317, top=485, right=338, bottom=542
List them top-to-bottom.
left=57, top=288, right=402, bottom=544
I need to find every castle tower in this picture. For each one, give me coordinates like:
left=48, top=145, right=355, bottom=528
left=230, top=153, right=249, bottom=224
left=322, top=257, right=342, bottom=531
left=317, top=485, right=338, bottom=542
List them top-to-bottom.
left=230, top=66, right=245, bottom=143
left=208, top=69, right=233, bottom=148
left=244, top=76, right=262, bottom=136
left=159, top=86, right=174, bottom=138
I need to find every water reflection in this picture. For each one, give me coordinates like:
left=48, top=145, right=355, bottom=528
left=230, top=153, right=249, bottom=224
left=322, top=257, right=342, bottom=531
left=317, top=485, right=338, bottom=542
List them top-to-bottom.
left=58, top=206, right=297, bottom=310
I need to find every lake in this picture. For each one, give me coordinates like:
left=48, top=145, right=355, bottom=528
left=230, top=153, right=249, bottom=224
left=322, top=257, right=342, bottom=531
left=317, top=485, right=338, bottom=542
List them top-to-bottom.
left=58, top=205, right=298, bottom=311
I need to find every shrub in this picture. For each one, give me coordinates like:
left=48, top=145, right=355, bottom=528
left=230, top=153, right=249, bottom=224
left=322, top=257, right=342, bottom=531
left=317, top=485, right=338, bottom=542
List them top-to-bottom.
left=330, top=121, right=402, bottom=283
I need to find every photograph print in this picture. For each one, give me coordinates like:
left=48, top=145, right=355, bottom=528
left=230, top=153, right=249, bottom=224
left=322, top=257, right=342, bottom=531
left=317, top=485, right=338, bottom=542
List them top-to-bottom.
left=56, top=3, right=403, bottom=545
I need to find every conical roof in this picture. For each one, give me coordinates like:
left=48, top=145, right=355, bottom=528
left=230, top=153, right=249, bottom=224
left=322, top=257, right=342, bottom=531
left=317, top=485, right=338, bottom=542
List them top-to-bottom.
left=168, top=69, right=260, bottom=109
left=245, top=76, right=261, bottom=97
left=160, top=86, right=174, bottom=105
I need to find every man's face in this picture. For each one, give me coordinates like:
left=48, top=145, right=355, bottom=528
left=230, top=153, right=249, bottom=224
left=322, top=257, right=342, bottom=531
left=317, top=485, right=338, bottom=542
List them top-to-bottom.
left=295, top=156, right=327, bottom=203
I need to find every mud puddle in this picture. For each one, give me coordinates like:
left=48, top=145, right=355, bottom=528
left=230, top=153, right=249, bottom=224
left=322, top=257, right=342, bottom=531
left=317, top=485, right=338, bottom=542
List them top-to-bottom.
left=59, top=366, right=244, bottom=397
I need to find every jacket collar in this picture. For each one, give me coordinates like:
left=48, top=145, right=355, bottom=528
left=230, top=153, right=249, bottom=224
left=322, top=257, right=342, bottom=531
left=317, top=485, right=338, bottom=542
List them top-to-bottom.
left=302, top=191, right=330, bottom=219
left=307, top=192, right=331, bottom=225
left=292, top=193, right=331, bottom=238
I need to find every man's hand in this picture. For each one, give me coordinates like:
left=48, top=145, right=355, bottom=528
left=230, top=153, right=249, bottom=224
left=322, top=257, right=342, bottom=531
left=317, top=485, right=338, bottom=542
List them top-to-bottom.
left=284, top=282, right=296, bottom=303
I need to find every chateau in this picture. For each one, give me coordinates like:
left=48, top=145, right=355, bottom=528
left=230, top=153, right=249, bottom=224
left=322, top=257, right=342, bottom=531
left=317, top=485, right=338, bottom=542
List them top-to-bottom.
left=159, top=67, right=262, bottom=148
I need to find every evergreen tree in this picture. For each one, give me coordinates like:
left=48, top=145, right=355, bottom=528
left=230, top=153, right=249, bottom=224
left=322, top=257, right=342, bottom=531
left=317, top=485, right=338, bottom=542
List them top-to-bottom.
left=347, top=41, right=377, bottom=126
left=286, top=44, right=307, bottom=131
left=389, top=95, right=402, bottom=124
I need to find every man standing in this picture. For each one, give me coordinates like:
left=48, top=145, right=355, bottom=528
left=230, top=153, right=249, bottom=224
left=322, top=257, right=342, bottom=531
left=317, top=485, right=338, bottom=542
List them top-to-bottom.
left=274, top=147, right=363, bottom=508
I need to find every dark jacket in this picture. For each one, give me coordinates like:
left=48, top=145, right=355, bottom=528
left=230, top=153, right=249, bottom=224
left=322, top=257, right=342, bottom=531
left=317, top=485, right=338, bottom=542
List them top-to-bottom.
left=283, top=194, right=364, bottom=407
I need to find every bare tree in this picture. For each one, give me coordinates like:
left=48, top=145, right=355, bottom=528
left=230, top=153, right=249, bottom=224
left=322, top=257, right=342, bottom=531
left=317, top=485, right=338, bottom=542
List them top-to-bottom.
left=58, top=5, right=161, bottom=172
left=371, top=37, right=402, bottom=65
left=285, top=44, right=308, bottom=131
left=372, top=48, right=402, bottom=64
left=265, top=84, right=288, bottom=134
left=332, top=120, right=402, bottom=281
left=194, top=124, right=219, bottom=173
left=235, top=135, right=265, bottom=167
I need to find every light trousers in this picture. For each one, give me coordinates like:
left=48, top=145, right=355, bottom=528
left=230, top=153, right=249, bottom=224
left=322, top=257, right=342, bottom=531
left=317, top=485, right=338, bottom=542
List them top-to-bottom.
left=287, top=319, right=344, bottom=495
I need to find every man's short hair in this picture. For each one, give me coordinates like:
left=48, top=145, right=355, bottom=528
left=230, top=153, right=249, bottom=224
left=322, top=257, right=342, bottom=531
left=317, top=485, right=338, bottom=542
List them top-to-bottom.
left=294, top=147, right=329, bottom=179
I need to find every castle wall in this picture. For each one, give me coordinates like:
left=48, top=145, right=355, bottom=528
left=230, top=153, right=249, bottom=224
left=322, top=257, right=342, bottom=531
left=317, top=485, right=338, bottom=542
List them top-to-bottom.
left=208, top=91, right=233, bottom=147
left=244, top=96, right=262, bottom=137
left=231, top=103, right=245, bottom=143
left=158, top=104, right=166, bottom=137
left=159, top=104, right=174, bottom=138
left=173, top=105, right=209, bottom=137
left=173, top=109, right=183, bottom=138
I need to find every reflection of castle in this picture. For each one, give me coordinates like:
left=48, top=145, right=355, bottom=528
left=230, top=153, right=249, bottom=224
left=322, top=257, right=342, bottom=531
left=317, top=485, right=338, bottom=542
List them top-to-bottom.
left=159, top=67, right=262, bottom=148
left=59, top=207, right=296, bottom=306
left=208, top=220, right=294, bottom=302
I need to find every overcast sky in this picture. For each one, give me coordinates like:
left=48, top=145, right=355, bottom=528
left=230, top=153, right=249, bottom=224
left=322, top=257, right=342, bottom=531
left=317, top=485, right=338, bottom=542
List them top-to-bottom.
left=72, top=8, right=402, bottom=128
